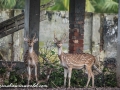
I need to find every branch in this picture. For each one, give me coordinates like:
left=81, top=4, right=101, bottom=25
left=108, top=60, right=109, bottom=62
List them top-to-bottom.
left=37, top=68, right=52, bottom=84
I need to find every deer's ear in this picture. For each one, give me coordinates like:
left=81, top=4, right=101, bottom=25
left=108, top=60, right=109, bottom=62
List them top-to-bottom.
left=53, top=37, right=59, bottom=43
left=24, top=38, right=28, bottom=42
left=34, top=38, right=38, bottom=43
left=53, top=39, right=57, bottom=43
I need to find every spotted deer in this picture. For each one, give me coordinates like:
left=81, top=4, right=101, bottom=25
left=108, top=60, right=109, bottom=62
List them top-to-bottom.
left=54, top=32, right=101, bottom=88
left=24, top=34, right=39, bottom=85
left=1, top=61, right=16, bottom=84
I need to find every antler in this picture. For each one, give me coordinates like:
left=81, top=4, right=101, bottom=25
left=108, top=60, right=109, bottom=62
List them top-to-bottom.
left=54, top=31, right=58, bottom=42
left=61, top=32, right=67, bottom=42
left=24, top=33, right=29, bottom=41
left=33, top=33, right=36, bottom=40
left=27, top=35, right=29, bottom=39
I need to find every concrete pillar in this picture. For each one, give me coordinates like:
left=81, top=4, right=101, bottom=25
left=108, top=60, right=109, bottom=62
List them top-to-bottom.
left=24, top=0, right=40, bottom=55
left=24, top=0, right=40, bottom=75
left=69, top=0, right=86, bottom=53
left=116, top=0, right=120, bottom=87
left=84, top=13, right=93, bottom=53
left=92, top=14, right=100, bottom=56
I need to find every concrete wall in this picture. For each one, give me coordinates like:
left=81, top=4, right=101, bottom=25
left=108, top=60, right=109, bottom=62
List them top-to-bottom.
left=0, top=10, right=118, bottom=62
left=39, top=11, right=69, bottom=52
left=84, top=13, right=118, bottom=62
left=84, top=13, right=93, bottom=53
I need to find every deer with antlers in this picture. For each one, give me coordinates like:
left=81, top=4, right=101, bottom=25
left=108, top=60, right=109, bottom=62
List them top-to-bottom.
left=54, top=32, right=101, bottom=88
left=24, top=34, right=39, bottom=85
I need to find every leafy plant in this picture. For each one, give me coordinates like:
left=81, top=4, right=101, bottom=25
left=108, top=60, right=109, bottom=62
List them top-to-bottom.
left=47, top=0, right=69, bottom=11
left=88, top=0, right=118, bottom=13
left=0, top=40, right=117, bottom=87
left=0, top=61, right=117, bottom=87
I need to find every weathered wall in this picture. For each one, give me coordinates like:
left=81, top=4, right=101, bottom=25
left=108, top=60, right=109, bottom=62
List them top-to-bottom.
left=0, top=10, right=118, bottom=62
left=40, top=11, right=69, bottom=52
left=84, top=13, right=118, bottom=62
left=84, top=13, right=93, bottom=53
left=103, top=14, right=118, bottom=58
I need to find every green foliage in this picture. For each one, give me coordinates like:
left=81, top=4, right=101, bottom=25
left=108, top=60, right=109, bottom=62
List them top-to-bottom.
left=0, top=0, right=16, bottom=9
left=0, top=0, right=119, bottom=13
left=0, top=0, right=51, bottom=9
left=14, top=0, right=25, bottom=9
left=41, top=0, right=51, bottom=5
left=47, top=0, right=69, bottom=11
left=85, top=0, right=95, bottom=12
left=88, top=0, right=119, bottom=13
left=101, top=0, right=118, bottom=13
left=0, top=40, right=117, bottom=87
left=39, top=41, right=58, bottom=63
left=0, top=62, right=117, bottom=87
left=0, top=66, right=27, bottom=85
left=0, top=67, right=6, bottom=74
left=48, top=67, right=64, bottom=87
left=95, top=67, right=117, bottom=87
left=104, top=73, right=117, bottom=87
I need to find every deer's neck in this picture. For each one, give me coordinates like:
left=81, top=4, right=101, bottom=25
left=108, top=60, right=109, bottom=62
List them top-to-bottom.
left=29, top=47, right=33, bottom=53
left=58, top=47, right=62, bottom=55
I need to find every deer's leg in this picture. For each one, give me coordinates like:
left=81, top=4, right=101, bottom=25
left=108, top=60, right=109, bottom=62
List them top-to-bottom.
left=35, top=65, right=38, bottom=83
left=27, top=66, right=31, bottom=85
left=86, top=66, right=91, bottom=87
left=64, top=68, right=68, bottom=87
left=68, top=68, right=72, bottom=88
left=90, top=68, right=94, bottom=87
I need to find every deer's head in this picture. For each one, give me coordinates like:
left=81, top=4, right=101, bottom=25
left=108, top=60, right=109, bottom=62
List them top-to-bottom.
left=54, top=32, right=67, bottom=48
left=24, top=34, right=38, bottom=47
left=2, top=62, right=16, bottom=72
left=2, top=62, right=16, bottom=79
